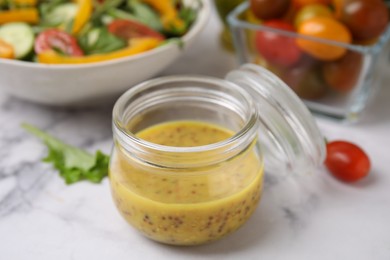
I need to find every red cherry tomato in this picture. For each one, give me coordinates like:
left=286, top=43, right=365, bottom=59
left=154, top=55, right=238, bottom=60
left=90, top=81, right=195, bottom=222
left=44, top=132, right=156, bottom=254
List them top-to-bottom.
left=250, top=0, right=290, bottom=20
left=337, top=0, right=389, bottom=41
left=108, top=20, right=165, bottom=41
left=255, top=20, right=302, bottom=67
left=35, top=29, right=84, bottom=56
left=325, top=141, right=371, bottom=182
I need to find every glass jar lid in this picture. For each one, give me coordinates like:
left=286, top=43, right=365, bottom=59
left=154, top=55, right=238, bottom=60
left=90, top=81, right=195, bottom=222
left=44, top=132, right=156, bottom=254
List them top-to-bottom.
left=226, top=64, right=326, bottom=175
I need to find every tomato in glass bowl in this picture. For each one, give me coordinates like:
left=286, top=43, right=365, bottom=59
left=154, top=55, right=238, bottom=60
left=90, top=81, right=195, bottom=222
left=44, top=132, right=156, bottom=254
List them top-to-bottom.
left=227, top=0, right=390, bottom=122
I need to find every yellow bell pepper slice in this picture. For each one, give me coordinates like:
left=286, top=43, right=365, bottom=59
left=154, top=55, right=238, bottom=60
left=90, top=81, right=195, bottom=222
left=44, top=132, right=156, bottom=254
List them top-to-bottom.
left=11, top=0, right=37, bottom=6
left=72, top=0, right=92, bottom=34
left=140, top=0, right=185, bottom=32
left=0, top=9, right=39, bottom=25
left=38, top=38, right=161, bottom=64
left=0, top=39, right=14, bottom=59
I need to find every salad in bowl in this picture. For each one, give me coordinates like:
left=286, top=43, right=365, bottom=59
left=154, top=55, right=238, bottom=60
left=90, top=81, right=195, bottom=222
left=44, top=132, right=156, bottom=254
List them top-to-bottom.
left=0, top=0, right=198, bottom=63
left=0, top=0, right=209, bottom=106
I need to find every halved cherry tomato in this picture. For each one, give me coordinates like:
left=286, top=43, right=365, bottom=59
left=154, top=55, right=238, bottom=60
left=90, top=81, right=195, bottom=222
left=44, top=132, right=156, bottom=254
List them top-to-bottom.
left=293, top=0, right=331, bottom=8
left=294, top=4, right=333, bottom=28
left=296, top=17, right=351, bottom=61
left=108, top=20, right=165, bottom=41
left=255, top=20, right=302, bottom=67
left=35, top=29, right=84, bottom=56
left=325, top=141, right=370, bottom=182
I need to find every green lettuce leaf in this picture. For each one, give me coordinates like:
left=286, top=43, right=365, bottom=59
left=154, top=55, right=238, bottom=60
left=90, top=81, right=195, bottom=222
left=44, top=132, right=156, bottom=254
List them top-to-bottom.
left=22, top=124, right=110, bottom=185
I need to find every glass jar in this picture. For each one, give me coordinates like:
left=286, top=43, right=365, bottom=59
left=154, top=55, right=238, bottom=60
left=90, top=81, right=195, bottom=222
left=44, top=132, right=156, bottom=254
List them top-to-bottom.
left=110, top=64, right=326, bottom=246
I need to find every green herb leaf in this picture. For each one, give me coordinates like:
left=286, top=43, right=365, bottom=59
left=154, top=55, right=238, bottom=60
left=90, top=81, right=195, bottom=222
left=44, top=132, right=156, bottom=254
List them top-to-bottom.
left=90, top=0, right=125, bottom=26
left=127, top=0, right=162, bottom=31
left=39, top=2, right=77, bottom=30
left=179, top=5, right=197, bottom=29
left=106, top=8, right=140, bottom=23
left=78, top=27, right=126, bottom=55
left=22, top=124, right=110, bottom=185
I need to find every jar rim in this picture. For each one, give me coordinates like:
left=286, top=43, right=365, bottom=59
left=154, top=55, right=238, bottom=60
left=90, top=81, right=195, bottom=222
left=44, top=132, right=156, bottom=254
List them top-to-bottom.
left=112, top=75, right=259, bottom=154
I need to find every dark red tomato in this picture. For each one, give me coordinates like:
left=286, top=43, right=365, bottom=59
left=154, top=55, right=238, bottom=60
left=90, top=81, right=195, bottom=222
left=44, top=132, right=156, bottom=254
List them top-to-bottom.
left=250, top=0, right=290, bottom=20
left=338, top=0, right=389, bottom=40
left=108, top=20, right=165, bottom=41
left=255, top=20, right=302, bottom=67
left=35, top=29, right=84, bottom=56
left=322, top=51, right=363, bottom=93
left=325, top=141, right=371, bottom=182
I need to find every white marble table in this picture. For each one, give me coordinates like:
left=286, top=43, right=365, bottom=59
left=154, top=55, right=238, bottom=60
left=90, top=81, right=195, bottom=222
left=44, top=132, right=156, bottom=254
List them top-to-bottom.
left=1, top=10, right=390, bottom=260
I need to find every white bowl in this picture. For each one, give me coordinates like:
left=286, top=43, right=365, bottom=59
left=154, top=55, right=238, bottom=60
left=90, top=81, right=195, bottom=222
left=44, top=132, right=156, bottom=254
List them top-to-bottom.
left=0, top=0, right=210, bottom=106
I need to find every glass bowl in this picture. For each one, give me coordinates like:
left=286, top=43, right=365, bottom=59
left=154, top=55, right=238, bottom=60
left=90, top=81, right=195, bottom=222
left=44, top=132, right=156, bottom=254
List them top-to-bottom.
left=227, top=1, right=390, bottom=122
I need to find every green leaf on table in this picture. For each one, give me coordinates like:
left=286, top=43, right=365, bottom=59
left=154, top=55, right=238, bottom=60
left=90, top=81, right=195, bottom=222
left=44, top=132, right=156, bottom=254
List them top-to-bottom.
left=22, top=124, right=110, bottom=185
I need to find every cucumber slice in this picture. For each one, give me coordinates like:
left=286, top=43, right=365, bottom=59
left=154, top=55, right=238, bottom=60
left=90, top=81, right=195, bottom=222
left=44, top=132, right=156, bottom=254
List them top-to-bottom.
left=44, top=3, right=78, bottom=27
left=0, top=23, right=34, bottom=59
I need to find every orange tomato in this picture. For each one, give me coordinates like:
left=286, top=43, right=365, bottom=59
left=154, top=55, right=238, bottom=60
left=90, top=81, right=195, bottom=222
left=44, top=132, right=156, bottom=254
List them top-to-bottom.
left=293, top=0, right=331, bottom=8
left=296, top=17, right=351, bottom=61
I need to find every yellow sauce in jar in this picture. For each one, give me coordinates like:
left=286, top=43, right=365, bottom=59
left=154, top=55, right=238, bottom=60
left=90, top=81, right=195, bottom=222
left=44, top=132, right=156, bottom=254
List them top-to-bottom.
left=110, top=121, right=263, bottom=245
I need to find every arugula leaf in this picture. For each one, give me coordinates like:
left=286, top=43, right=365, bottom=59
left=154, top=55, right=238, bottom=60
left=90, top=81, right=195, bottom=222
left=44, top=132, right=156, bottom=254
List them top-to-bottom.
left=22, top=124, right=110, bottom=185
